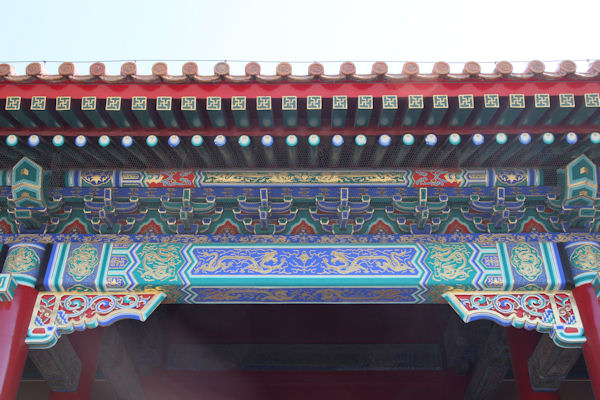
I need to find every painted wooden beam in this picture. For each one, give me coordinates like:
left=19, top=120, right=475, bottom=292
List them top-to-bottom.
left=29, top=337, right=82, bottom=392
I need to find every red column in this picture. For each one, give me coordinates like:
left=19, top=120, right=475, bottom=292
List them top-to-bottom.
left=573, top=283, right=600, bottom=399
left=0, top=285, right=38, bottom=400
left=50, top=328, right=103, bottom=400
left=506, top=328, right=561, bottom=400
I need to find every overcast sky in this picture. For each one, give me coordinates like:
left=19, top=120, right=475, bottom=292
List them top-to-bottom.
left=2, top=0, right=599, bottom=75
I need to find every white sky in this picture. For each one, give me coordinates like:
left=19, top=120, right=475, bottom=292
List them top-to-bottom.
left=2, top=0, right=599, bottom=75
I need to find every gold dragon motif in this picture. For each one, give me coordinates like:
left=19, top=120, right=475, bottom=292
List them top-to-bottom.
left=194, top=250, right=286, bottom=274
left=323, top=250, right=414, bottom=274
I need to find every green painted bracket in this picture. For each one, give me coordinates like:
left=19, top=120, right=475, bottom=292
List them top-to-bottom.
left=495, top=94, right=526, bottom=126
left=519, top=94, right=550, bottom=126
left=354, top=95, right=373, bottom=127
left=378, top=95, right=398, bottom=127
left=402, top=95, right=423, bottom=127
left=424, top=95, right=448, bottom=127
left=448, top=95, right=474, bottom=126
left=471, top=95, right=500, bottom=126
left=231, top=96, right=249, bottom=128
left=257, top=96, right=273, bottom=128
left=282, top=96, right=297, bottom=127
left=307, top=96, right=322, bottom=128
left=331, top=96, right=347, bottom=128
left=4, top=97, right=37, bottom=128
left=30, top=97, right=61, bottom=128
left=55, top=97, right=84, bottom=128
left=81, top=97, right=109, bottom=128
left=104, top=97, right=131, bottom=128
left=131, top=97, right=157, bottom=128
left=156, top=97, right=179, bottom=129
left=181, top=97, right=203, bottom=129
left=206, top=97, right=226, bottom=129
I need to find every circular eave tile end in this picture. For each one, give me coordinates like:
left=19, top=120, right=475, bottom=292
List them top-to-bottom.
left=527, top=60, right=545, bottom=75
left=559, top=60, right=577, bottom=75
left=589, top=60, right=600, bottom=75
left=433, top=61, right=450, bottom=76
left=463, top=61, right=481, bottom=76
left=495, top=61, right=513, bottom=75
left=26, top=62, right=42, bottom=76
left=58, top=62, right=76, bottom=76
left=89, top=62, right=106, bottom=77
left=121, top=62, right=137, bottom=76
left=152, top=62, right=168, bottom=76
left=182, top=62, right=198, bottom=76
left=214, top=62, right=230, bottom=76
left=245, top=62, right=261, bottom=76
left=276, top=62, right=292, bottom=77
left=308, top=62, right=324, bottom=77
left=340, top=62, right=356, bottom=76
left=371, top=62, right=388, bottom=75
left=402, top=62, right=419, bottom=76
left=0, top=64, right=13, bottom=77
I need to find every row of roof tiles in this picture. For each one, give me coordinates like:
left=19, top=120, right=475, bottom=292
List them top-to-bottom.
left=0, top=60, right=599, bottom=84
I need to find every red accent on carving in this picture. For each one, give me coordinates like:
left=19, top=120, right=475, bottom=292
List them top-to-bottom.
left=412, top=169, right=461, bottom=187
left=146, top=170, right=196, bottom=188
left=62, top=219, right=87, bottom=234
left=522, top=219, right=547, bottom=233
left=0, top=220, right=12, bottom=234
left=138, top=220, right=164, bottom=234
left=215, top=220, right=240, bottom=235
left=290, top=220, right=316, bottom=235
left=368, top=220, right=394, bottom=234
left=444, top=220, right=470, bottom=234
left=573, top=284, right=600, bottom=399
left=0, top=285, right=37, bottom=400
left=507, top=328, right=560, bottom=399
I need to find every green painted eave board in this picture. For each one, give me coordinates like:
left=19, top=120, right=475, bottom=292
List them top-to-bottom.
left=543, top=105, right=574, bottom=126
left=354, top=108, right=372, bottom=127
left=378, top=108, right=397, bottom=127
left=424, top=108, right=448, bottom=127
left=56, top=109, right=85, bottom=129
left=82, top=109, right=109, bottom=128
left=105, top=109, right=131, bottom=128
left=283, top=109, right=297, bottom=127
left=307, top=109, right=321, bottom=127
left=401, top=109, right=422, bottom=127
left=6, top=110, right=37, bottom=128
left=31, top=110, right=61, bottom=128
left=157, top=110, right=179, bottom=129
left=182, top=110, right=203, bottom=128
left=207, top=110, right=227, bottom=129
left=257, top=110, right=274, bottom=128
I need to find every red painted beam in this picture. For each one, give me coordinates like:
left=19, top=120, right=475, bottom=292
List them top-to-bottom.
left=1, top=80, right=600, bottom=99
left=0, top=125, right=597, bottom=137
left=573, top=284, right=600, bottom=400
left=0, top=285, right=37, bottom=400
left=49, top=328, right=103, bottom=400
left=506, top=328, right=561, bottom=400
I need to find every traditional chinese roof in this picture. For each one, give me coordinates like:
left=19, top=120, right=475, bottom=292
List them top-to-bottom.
left=0, top=59, right=598, bottom=170
left=0, top=60, right=598, bottom=84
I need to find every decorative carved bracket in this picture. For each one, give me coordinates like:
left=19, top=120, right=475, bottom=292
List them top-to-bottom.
left=461, top=187, right=526, bottom=233
left=84, top=188, right=147, bottom=233
left=159, top=188, right=222, bottom=234
left=234, top=188, right=296, bottom=234
left=310, top=188, right=373, bottom=234
left=385, top=188, right=449, bottom=234
left=0, top=273, right=17, bottom=302
left=443, top=291, right=585, bottom=348
left=26, top=292, right=166, bottom=349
